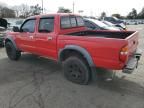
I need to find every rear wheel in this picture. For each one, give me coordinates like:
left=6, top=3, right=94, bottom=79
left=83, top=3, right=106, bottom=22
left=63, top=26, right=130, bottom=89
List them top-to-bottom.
left=5, top=42, right=21, bottom=60
left=63, top=56, right=91, bottom=85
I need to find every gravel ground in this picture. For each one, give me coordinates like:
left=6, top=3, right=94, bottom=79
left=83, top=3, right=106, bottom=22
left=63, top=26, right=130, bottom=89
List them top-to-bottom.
left=0, top=25, right=144, bottom=108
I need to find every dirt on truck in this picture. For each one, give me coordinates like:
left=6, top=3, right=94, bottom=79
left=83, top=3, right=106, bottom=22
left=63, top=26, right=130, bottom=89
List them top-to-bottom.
left=4, top=13, right=142, bottom=85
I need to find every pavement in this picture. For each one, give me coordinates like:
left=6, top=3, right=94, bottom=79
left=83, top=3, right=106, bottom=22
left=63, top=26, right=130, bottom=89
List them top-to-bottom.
left=0, top=25, right=144, bottom=108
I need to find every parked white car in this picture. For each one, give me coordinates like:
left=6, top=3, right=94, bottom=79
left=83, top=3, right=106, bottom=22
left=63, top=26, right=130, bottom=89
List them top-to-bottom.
left=84, top=18, right=120, bottom=31
left=102, top=21, right=124, bottom=30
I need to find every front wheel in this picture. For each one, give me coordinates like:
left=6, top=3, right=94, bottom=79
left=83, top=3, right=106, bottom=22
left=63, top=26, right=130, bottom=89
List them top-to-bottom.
left=5, top=42, right=21, bottom=60
left=63, top=56, right=91, bottom=85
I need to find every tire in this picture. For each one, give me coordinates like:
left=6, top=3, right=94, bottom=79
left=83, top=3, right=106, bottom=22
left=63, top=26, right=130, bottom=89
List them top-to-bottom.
left=0, top=41, right=4, bottom=47
left=1, top=41, right=4, bottom=47
left=5, top=42, right=21, bottom=60
left=63, top=56, right=91, bottom=85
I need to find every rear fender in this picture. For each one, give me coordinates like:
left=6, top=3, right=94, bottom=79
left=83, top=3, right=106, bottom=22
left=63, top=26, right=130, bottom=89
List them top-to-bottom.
left=59, top=45, right=94, bottom=67
left=59, top=45, right=97, bottom=81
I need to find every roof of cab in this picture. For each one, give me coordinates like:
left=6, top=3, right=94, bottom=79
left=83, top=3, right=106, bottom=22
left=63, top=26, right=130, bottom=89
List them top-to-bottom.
left=27, top=13, right=80, bottom=19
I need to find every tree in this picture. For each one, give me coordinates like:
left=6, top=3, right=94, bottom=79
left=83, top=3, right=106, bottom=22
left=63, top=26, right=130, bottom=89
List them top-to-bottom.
left=0, top=2, right=7, bottom=8
left=0, top=4, right=15, bottom=18
left=13, top=4, right=42, bottom=18
left=18, top=4, right=30, bottom=18
left=30, top=4, right=42, bottom=15
left=0, top=5, right=4, bottom=17
left=12, top=5, right=21, bottom=17
left=1, top=7, right=15, bottom=18
left=57, top=7, right=72, bottom=13
left=137, top=7, right=144, bottom=19
left=127, top=8, right=137, bottom=19
left=78, top=10, right=84, bottom=15
left=100, top=12, right=106, bottom=19
left=112, top=14, right=121, bottom=19
left=112, top=14, right=126, bottom=19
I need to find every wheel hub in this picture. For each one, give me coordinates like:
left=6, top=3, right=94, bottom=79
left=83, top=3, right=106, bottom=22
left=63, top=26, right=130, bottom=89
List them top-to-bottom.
left=69, top=64, right=82, bottom=79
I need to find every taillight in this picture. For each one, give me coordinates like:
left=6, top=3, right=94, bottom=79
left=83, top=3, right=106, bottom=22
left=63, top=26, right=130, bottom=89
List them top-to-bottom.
left=119, top=45, right=128, bottom=62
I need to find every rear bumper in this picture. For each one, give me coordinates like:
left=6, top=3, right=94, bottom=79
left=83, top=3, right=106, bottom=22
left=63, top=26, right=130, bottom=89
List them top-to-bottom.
left=122, top=49, right=142, bottom=74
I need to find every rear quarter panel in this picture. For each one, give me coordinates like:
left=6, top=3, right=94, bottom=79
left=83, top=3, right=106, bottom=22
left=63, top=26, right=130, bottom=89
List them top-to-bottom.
left=126, top=31, right=139, bottom=57
left=57, top=35, right=128, bottom=70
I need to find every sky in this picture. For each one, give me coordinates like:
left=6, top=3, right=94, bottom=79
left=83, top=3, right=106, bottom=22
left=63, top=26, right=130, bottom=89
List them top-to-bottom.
left=0, top=0, right=144, bottom=16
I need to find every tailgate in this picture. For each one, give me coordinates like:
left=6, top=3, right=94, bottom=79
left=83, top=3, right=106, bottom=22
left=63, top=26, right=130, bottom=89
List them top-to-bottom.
left=126, top=31, right=139, bottom=57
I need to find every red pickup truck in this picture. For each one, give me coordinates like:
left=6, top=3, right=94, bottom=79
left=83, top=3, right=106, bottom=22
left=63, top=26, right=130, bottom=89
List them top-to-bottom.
left=5, top=13, right=142, bottom=84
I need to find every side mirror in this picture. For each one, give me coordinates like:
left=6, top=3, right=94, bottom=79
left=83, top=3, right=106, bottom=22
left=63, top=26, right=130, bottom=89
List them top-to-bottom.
left=13, top=26, right=20, bottom=32
left=21, top=28, right=29, bottom=32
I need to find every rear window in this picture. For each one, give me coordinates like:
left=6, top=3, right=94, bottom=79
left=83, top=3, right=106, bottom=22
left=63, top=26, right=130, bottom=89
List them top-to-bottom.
left=61, top=16, right=84, bottom=29
left=61, top=17, right=71, bottom=29
left=70, top=17, right=77, bottom=27
left=76, top=17, right=85, bottom=26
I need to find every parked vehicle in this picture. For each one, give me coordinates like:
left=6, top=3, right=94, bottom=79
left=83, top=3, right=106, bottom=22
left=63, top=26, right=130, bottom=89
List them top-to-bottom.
left=5, top=13, right=142, bottom=84
left=103, top=17, right=126, bottom=30
left=0, top=18, right=7, bottom=47
left=0, top=18, right=7, bottom=28
left=84, top=18, right=120, bottom=30
left=7, top=19, right=24, bottom=31
left=15, top=20, right=24, bottom=28
left=102, top=20, right=123, bottom=30
left=126, top=20, right=138, bottom=25
left=0, top=27, right=6, bottom=47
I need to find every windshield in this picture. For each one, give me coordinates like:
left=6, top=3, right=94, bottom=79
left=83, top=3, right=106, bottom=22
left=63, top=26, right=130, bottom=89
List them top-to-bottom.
left=113, top=17, right=119, bottom=21
left=87, top=19, right=120, bottom=30
left=89, top=19, right=108, bottom=28
left=103, top=21, right=114, bottom=27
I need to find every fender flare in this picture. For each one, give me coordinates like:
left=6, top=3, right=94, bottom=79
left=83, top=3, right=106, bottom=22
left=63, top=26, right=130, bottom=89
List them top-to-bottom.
left=5, top=36, right=18, bottom=50
left=58, top=45, right=95, bottom=67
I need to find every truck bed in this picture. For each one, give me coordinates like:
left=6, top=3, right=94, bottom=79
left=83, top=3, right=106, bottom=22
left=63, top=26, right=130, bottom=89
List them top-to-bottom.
left=67, top=30, right=135, bottom=39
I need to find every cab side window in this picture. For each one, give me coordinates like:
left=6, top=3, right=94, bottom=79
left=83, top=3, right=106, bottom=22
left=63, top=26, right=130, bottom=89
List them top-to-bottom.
left=61, top=16, right=71, bottom=29
left=61, top=16, right=84, bottom=29
left=76, top=16, right=85, bottom=26
left=39, top=17, right=54, bottom=33
left=70, top=17, right=77, bottom=27
left=21, top=19, right=36, bottom=33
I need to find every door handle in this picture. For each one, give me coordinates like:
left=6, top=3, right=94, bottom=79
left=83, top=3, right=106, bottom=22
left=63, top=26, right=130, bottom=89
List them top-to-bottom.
left=29, top=36, right=33, bottom=39
left=47, top=36, right=53, bottom=40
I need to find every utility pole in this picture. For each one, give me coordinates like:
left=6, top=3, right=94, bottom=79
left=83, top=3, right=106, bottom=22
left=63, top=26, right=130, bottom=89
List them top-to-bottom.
left=42, top=0, right=44, bottom=14
left=73, top=1, right=75, bottom=13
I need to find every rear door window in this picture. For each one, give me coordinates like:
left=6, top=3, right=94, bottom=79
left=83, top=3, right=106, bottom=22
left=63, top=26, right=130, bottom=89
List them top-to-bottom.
left=39, top=17, right=54, bottom=33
